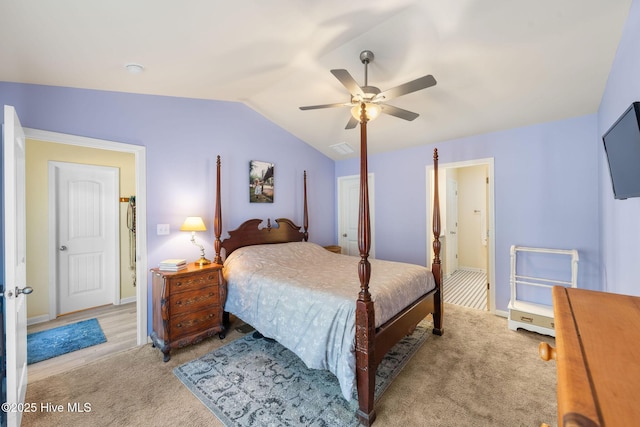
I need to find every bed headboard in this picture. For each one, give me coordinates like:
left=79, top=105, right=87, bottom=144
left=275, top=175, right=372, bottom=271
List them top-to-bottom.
left=213, top=157, right=309, bottom=261
left=220, top=218, right=306, bottom=257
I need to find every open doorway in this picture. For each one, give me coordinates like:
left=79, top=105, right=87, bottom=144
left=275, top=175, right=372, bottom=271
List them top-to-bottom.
left=22, top=128, right=147, bottom=378
left=428, top=158, right=495, bottom=313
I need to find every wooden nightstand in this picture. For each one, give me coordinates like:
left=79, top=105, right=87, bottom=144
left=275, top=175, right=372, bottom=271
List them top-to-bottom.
left=323, top=245, right=342, bottom=254
left=150, top=263, right=227, bottom=362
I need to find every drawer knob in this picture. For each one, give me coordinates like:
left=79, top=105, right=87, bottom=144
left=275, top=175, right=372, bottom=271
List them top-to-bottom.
left=538, top=342, right=556, bottom=361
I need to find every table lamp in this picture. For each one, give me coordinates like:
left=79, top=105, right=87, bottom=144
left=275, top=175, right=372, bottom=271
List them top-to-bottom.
left=180, top=216, right=210, bottom=266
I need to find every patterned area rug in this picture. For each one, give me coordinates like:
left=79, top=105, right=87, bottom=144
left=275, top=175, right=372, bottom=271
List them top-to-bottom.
left=27, top=318, right=107, bottom=365
left=174, top=319, right=432, bottom=426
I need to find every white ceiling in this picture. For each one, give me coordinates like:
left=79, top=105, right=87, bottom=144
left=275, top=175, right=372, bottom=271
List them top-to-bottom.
left=0, top=0, right=632, bottom=160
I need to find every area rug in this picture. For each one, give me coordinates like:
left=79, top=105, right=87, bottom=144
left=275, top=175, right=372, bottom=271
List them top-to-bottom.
left=27, top=318, right=107, bottom=365
left=174, top=319, right=432, bottom=426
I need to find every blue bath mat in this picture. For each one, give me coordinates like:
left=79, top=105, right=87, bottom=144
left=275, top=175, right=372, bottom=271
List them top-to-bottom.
left=27, top=318, right=107, bottom=364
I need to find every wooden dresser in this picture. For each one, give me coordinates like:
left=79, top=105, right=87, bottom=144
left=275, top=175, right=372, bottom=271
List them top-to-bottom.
left=150, top=263, right=227, bottom=361
left=540, top=287, right=640, bottom=426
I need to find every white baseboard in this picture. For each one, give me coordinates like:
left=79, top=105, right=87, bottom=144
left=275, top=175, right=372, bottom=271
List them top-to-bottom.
left=120, top=296, right=137, bottom=305
left=495, top=309, right=508, bottom=318
left=27, top=314, right=51, bottom=326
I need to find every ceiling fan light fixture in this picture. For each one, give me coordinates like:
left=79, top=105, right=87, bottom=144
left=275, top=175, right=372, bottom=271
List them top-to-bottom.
left=351, top=102, right=381, bottom=122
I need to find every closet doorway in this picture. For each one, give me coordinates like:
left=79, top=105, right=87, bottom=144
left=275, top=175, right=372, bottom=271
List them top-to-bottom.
left=24, top=128, right=147, bottom=348
left=428, top=158, right=495, bottom=313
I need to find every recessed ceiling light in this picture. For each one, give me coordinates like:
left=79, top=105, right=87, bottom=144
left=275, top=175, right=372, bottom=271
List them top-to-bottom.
left=125, top=63, right=144, bottom=74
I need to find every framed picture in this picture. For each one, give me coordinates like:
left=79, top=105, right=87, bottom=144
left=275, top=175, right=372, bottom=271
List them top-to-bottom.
left=249, top=160, right=274, bottom=203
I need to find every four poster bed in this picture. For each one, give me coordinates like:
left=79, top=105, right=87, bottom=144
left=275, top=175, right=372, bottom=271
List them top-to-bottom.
left=211, top=144, right=443, bottom=425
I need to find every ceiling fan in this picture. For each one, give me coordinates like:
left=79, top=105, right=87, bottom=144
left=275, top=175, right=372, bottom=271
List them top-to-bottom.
left=299, top=50, right=437, bottom=129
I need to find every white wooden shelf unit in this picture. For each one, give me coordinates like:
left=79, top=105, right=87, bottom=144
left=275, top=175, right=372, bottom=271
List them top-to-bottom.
left=508, top=245, right=579, bottom=337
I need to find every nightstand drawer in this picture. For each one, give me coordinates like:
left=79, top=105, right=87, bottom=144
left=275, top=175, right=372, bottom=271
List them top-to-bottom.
left=171, top=273, right=218, bottom=294
left=170, top=287, right=220, bottom=315
left=170, top=308, right=221, bottom=338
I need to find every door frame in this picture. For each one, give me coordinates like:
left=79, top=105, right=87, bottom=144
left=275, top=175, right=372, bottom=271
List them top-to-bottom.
left=24, top=128, right=148, bottom=345
left=427, top=157, right=496, bottom=313
left=48, top=161, right=120, bottom=316
left=337, top=173, right=376, bottom=258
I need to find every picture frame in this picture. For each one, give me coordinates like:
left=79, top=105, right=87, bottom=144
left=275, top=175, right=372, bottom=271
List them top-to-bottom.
left=249, top=160, right=274, bottom=203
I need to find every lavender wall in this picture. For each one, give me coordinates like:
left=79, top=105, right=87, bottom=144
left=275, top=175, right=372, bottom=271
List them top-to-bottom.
left=598, top=0, right=640, bottom=297
left=0, top=82, right=335, bottom=332
left=336, top=114, right=601, bottom=312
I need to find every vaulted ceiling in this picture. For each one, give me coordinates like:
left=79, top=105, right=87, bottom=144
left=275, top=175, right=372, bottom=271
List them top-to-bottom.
left=0, top=1, right=632, bottom=159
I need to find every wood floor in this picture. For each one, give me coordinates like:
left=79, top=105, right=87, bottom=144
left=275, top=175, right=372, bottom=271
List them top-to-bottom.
left=27, top=302, right=138, bottom=383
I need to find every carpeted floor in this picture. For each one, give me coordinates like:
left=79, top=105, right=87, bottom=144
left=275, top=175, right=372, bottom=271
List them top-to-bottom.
left=22, top=304, right=557, bottom=427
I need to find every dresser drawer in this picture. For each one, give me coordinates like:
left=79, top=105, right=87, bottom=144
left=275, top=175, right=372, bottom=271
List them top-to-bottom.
left=170, top=272, right=218, bottom=294
left=170, top=286, right=220, bottom=316
left=170, top=308, right=221, bottom=339
left=510, top=309, right=555, bottom=329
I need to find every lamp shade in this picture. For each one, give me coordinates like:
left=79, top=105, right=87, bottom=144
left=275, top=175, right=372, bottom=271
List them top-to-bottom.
left=351, top=102, right=381, bottom=122
left=180, top=216, right=207, bottom=232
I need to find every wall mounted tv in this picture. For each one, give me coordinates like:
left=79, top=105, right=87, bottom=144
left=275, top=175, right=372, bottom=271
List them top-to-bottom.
left=602, top=102, right=640, bottom=200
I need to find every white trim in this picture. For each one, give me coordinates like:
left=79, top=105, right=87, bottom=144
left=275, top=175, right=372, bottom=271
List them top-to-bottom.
left=24, top=127, right=148, bottom=346
left=426, top=157, right=496, bottom=314
left=120, top=296, right=137, bottom=305
left=495, top=309, right=508, bottom=318
left=26, top=315, right=51, bottom=326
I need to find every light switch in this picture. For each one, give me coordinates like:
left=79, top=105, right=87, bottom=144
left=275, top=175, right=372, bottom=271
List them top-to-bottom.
left=157, top=224, right=170, bottom=235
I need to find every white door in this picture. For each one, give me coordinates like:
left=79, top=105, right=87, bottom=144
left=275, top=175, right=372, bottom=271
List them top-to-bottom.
left=3, top=105, right=31, bottom=427
left=51, top=162, right=119, bottom=315
left=338, top=174, right=375, bottom=257
left=446, top=178, right=459, bottom=274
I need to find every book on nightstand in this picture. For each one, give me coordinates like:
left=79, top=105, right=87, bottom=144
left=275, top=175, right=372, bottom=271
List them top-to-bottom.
left=158, top=259, right=187, bottom=271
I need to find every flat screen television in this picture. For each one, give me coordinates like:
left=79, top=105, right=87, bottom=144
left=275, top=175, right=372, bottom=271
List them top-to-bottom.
left=602, top=102, right=640, bottom=200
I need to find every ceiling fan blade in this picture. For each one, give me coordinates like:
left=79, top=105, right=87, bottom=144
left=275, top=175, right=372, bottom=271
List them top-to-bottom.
left=331, top=69, right=365, bottom=97
left=375, top=74, right=436, bottom=101
left=299, top=102, right=349, bottom=111
left=381, top=104, right=420, bottom=121
left=345, top=116, right=359, bottom=129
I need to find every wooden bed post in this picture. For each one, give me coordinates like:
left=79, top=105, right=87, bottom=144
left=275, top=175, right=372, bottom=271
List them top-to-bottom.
left=355, top=102, right=376, bottom=426
left=432, top=148, right=444, bottom=335
left=214, top=155, right=222, bottom=265
left=303, top=170, right=309, bottom=241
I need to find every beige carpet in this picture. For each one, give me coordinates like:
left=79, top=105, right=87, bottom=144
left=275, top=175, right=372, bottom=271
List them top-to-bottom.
left=22, top=304, right=557, bottom=426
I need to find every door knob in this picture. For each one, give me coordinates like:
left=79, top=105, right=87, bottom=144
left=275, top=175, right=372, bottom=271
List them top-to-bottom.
left=342, top=233, right=347, bottom=237
left=59, top=245, right=67, bottom=251
left=1, top=286, right=33, bottom=298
